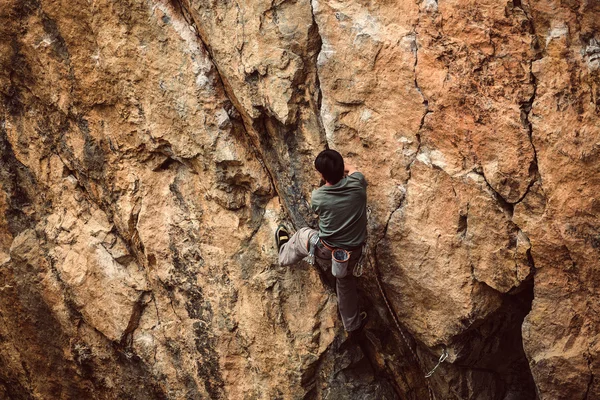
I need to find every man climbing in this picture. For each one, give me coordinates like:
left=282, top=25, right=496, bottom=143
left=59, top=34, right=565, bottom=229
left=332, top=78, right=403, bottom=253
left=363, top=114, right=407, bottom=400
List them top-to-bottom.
left=276, top=149, right=368, bottom=336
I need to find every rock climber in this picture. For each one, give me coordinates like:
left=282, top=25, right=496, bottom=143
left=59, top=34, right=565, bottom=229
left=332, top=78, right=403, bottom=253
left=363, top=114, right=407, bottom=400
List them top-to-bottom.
left=275, top=149, right=368, bottom=337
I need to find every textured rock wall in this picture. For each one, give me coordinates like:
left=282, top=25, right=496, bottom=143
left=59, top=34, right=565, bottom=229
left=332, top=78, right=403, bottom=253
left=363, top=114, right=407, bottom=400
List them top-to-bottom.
left=0, top=0, right=598, bottom=399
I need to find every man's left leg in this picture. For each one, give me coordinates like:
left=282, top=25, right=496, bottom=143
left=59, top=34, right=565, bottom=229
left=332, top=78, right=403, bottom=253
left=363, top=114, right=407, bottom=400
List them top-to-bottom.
left=278, top=227, right=318, bottom=266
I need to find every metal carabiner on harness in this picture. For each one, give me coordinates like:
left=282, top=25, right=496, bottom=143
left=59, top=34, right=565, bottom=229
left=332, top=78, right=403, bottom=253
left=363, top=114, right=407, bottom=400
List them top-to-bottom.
left=306, top=234, right=320, bottom=265
left=353, top=243, right=368, bottom=277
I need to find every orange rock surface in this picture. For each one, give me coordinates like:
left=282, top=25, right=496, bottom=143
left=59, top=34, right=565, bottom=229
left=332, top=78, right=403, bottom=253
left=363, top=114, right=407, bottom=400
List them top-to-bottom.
left=0, top=0, right=598, bottom=398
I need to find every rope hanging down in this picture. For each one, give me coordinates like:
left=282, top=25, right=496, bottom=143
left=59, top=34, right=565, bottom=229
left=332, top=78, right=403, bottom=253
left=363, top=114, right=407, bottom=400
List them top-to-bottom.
left=304, top=199, right=447, bottom=395
left=358, top=207, right=447, bottom=400
left=370, top=250, right=449, bottom=380
left=368, top=253, right=439, bottom=400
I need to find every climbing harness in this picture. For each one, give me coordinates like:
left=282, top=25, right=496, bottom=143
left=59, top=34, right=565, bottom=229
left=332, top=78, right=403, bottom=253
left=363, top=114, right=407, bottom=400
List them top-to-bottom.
left=308, top=234, right=355, bottom=278
left=352, top=243, right=367, bottom=277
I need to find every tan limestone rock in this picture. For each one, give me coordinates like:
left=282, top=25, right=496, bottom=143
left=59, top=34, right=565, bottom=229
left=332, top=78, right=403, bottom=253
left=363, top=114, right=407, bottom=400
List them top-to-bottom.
left=0, top=0, right=599, bottom=398
left=184, top=0, right=327, bottom=228
left=312, top=0, right=425, bottom=232
left=416, top=0, right=537, bottom=204
left=0, top=1, right=348, bottom=398
left=515, top=1, right=600, bottom=398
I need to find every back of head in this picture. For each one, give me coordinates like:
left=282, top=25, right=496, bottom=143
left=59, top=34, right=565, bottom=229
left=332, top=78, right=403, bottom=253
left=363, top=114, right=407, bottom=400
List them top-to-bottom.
left=314, top=149, right=344, bottom=184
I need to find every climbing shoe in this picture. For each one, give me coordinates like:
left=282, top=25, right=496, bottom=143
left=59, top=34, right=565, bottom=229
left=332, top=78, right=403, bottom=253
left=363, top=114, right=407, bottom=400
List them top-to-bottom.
left=275, top=224, right=290, bottom=251
left=356, top=311, right=368, bottom=331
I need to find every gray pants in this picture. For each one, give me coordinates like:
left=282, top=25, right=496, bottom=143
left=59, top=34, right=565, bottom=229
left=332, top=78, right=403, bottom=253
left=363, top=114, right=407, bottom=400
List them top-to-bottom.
left=278, top=228, right=362, bottom=332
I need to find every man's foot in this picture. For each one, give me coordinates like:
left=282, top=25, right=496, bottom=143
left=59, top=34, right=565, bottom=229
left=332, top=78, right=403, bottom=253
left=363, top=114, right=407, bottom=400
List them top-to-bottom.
left=275, top=224, right=290, bottom=251
left=336, top=312, right=368, bottom=351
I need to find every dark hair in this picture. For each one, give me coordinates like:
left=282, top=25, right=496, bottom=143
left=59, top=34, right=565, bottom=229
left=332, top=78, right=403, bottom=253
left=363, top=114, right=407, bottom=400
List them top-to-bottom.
left=314, top=149, right=344, bottom=184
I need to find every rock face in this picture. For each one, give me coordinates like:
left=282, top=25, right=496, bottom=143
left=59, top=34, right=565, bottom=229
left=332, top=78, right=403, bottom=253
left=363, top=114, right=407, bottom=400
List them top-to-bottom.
left=0, top=0, right=598, bottom=399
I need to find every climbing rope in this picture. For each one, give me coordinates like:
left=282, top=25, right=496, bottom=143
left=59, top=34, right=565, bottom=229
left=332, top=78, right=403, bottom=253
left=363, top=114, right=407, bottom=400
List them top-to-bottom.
left=305, top=199, right=447, bottom=397
left=358, top=205, right=443, bottom=399
left=367, top=253, right=438, bottom=400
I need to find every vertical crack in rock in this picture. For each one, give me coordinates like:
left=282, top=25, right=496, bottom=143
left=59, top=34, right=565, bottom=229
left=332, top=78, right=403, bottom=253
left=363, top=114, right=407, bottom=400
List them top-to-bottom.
left=171, top=0, right=279, bottom=200
left=308, top=0, right=326, bottom=145
left=373, top=0, right=435, bottom=362
left=377, top=0, right=431, bottom=245
left=412, top=0, right=434, bottom=163
left=513, top=0, right=542, bottom=206
left=378, top=2, right=432, bottom=243
left=365, top=11, right=439, bottom=396
left=407, top=23, right=428, bottom=192
left=376, top=40, right=428, bottom=245
left=413, top=43, right=429, bottom=155
left=515, top=61, right=540, bottom=205
left=0, top=124, right=37, bottom=235
left=478, top=169, right=515, bottom=217
left=457, top=203, right=469, bottom=239
left=120, top=291, right=152, bottom=348
left=584, top=349, right=594, bottom=400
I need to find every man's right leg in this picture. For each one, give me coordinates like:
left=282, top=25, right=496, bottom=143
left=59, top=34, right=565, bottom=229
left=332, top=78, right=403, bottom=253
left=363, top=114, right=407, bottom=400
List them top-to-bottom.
left=278, top=227, right=318, bottom=266
left=336, top=249, right=363, bottom=332
left=336, top=274, right=361, bottom=331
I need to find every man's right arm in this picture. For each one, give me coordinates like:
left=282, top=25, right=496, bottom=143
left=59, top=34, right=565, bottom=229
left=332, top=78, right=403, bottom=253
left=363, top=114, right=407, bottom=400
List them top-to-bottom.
left=344, top=162, right=367, bottom=188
